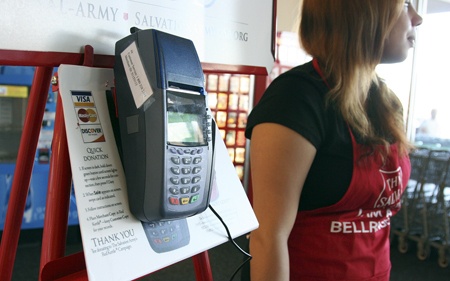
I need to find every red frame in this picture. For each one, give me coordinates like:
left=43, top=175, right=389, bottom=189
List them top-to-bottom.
left=0, top=48, right=222, bottom=281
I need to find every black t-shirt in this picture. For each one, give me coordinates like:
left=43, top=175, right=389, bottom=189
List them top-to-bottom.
left=245, top=61, right=354, bottom=211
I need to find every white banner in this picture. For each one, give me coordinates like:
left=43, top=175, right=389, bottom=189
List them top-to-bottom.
left=0, top=0, right=274, bottom=72
left=58, top=64, right=258, bottom=280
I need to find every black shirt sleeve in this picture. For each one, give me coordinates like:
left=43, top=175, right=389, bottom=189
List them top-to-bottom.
left=245, top=62, right=354, bottom=211
left=245, top=63, right=329, bottom=150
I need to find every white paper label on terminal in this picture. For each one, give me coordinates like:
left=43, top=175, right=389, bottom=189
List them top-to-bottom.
left=120, top=42, right=153, bottom=109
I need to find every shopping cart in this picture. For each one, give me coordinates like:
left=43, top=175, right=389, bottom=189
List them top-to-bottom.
left=392, top=147, right=430, bottom=254
left=403, top=149, right=450, bottom=264
left=427, top=156, right=450, bottom=267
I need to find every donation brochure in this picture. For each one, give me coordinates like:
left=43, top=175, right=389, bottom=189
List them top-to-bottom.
left=58, top=64, right=258, bottom=281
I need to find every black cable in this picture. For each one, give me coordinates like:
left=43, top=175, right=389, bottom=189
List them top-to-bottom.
left=208, top=204, right=252, bottom=281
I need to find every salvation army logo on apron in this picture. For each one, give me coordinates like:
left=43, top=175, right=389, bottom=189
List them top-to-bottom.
left=374, top=167, right=403, bottom=209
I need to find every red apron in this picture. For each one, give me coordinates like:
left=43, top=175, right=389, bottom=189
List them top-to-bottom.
left=288, top=59, right=411, bottom=280
left=288, top=129, right=410, bottom=280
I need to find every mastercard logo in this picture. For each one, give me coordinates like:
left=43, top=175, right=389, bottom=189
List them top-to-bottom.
left=78, top=108, right=98, bottom=123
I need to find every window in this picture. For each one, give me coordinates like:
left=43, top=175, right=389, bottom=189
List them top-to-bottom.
left=377, top=0, right=450, bottom=148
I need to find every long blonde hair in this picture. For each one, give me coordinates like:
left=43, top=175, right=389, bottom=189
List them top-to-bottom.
left=299, top=0, right=412, bottom=157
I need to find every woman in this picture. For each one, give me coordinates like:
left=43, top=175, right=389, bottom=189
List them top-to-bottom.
left=245, top=1, right=423, bottom=280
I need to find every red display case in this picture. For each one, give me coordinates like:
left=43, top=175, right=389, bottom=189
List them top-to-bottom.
left=205, top=73, right=252, bottom=185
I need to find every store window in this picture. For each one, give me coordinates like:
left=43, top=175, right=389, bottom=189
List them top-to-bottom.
left=411, top=0, right=450, bottom=148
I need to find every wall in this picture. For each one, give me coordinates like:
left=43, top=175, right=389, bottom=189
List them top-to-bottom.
left=276, top=0, right=301, bottom=32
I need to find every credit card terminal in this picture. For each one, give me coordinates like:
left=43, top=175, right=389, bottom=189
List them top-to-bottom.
left=114, top=28, right=215, bottom=222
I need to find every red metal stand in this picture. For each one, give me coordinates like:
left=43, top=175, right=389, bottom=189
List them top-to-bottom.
left=0, top=46, right=238, bottom=281
left=0, top=66, right=54, bottom=281
left=39, top=92, right=74, bottom=279
left=193, top=251, right=214, bottom=280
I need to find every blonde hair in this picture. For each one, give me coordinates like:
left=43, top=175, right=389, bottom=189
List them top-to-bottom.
left=299, top=0, right=412, bottom=157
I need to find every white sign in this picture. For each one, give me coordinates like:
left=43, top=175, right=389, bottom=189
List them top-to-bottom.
left=0, top=0, right=274, bottom=72
left=120, top=42, right=154, bottom=109
left=58, top=64, right=258, bottom=280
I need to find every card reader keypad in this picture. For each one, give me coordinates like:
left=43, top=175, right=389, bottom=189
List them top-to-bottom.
left=167, top=146, right=207, bottom=208
left=142, top=218, right=190, bottom=253
left=146, top=221, right=183, bottom=245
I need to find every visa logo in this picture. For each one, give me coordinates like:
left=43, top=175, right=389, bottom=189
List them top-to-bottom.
left=76, top=96, right=91, bottom=102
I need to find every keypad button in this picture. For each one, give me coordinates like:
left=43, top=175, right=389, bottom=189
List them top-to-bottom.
left=171, top=156, right=181, bottom=164
left=182, top=157, right=192, bottom=165
left=193, top=157, right=202, bottom=164
left=171, top=167, right=180, bottom=175
left=181, top=167, right=191, bottom=174
left=192, top=167, right=202, bottom=174
left=192, top=176, right=201, bottom=183
left=170, top=177, right=180, bottom=185
left=181, top=177, right=191, bottom=184
left=191, top=185, right=200, bottom=193
left=169, top=187, right=179, bottom=195
left=180, top=187, right=190, bottom=194
left=190, top=194, right=200, bottom=203
left=169, top=197, right=180, bottom=205
left=180, top=197, right=190, bottom=205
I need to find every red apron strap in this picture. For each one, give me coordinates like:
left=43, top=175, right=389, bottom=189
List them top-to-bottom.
left=312, top=58, right=331, bottom=89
